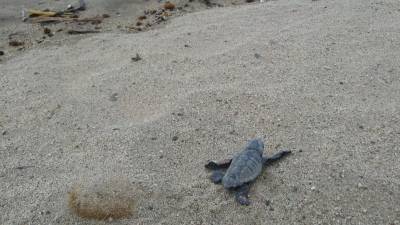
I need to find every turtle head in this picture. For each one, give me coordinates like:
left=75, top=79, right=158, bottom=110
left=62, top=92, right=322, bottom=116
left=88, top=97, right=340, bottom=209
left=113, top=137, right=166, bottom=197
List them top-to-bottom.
left=246, top=138, right=264, bottom=155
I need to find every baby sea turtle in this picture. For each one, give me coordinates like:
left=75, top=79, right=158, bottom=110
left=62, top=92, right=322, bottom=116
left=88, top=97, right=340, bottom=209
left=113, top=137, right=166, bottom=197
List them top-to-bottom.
left=205, top=138, right=291, bottom=205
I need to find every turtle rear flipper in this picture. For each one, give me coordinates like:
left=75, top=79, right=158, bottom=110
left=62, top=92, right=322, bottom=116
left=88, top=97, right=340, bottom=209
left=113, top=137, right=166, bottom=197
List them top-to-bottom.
left=263, top=150, right=291, bottom=165
left=205, top=158, right=232, bottom=170
left=234, top=184, right=251, bottom=206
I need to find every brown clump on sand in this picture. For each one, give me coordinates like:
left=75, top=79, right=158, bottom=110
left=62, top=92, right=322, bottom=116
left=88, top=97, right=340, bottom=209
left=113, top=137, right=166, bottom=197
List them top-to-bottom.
left=163, top=2, right=176, bottom=10
left=67, top=179, right=136, bottom=220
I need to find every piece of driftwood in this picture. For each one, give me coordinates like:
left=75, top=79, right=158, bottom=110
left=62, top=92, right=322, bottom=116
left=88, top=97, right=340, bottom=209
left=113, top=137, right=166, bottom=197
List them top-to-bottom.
left=29, top=16, right=103, bottom=24
left=67, top=30, right=100, bottom=35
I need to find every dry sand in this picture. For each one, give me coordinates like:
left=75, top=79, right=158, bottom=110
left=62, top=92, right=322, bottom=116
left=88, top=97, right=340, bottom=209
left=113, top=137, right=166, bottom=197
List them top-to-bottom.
left=1, top=0, right=400, bottom=224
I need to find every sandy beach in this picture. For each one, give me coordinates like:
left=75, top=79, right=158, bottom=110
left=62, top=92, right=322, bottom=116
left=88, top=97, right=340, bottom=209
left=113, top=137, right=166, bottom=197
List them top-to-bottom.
left=1, top=0, right=400, bottom=224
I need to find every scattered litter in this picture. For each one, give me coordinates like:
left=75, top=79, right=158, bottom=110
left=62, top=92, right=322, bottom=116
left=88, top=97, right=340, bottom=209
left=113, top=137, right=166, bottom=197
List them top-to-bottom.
left=24, top=0, right=87, bottom=23
left=67, top=0, right=86, bottom=12
left=21, top=8, right=27, bottom=21
left=27, top=9, right=58, bottom=17
left=75, top=16, right=104, bottom=24
left=28, top=17, right=72, bottom=23
left=67, top=30, right=100, bottom=35
left=9, top=40, right=25, bottom=47
left=131, top=54, right=142, bottom=62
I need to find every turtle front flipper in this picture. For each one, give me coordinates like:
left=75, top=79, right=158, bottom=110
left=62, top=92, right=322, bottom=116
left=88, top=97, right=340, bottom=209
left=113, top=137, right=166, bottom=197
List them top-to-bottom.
left=262, top=150, right=292, bottom=165
left=205, top=158, right=232, bottom=170
left=210, top=170, right=225, bottom=184
left=234, top=184, right=251, bottom=206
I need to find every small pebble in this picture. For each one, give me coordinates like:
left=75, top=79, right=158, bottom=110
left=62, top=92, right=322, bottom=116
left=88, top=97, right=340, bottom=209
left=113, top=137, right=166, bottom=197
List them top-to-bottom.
left=43, top=27, right=52, bottom=36
left=9, top=40, right=24, bottom=47
left=131, top=53, right=142, bottom=62
left=323, top=66, right=332, bottom=70
left=109, top=93, right=118, bottom=102
left=172, top=136, right=178, bottom=141
left=357, top=183, right=367, bottom=190
left=310, top=186, right=316, bottom=191
left=362, top=209, right=367, bottom=214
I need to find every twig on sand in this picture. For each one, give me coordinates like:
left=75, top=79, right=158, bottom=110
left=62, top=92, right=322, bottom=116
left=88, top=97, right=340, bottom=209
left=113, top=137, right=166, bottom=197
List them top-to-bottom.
left=67, top=30, right=100, bottom=35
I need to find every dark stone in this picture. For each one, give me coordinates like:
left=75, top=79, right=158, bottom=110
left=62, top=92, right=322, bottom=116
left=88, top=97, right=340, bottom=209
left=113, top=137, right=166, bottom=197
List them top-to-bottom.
left=131, top=53, right=142, bottom=62
left=109, top=93, right=118, bottom=101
